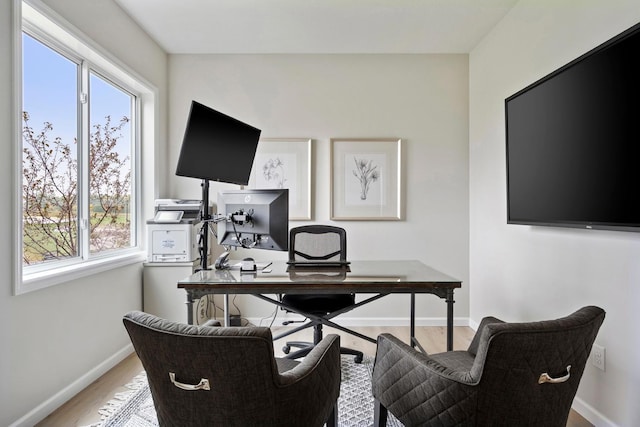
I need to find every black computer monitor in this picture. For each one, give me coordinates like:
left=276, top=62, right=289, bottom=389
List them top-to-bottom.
left=174, top=101, right=261, bottom=270
left=175, top=101, right=261, bottom=185
left=217, top=189, right=289, bottom=251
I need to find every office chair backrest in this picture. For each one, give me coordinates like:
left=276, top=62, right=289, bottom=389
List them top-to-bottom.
left=289, top=225, right=347, bottom=262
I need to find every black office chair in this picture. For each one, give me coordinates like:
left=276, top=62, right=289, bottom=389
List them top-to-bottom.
left=281, top=225, right=364, bottom=363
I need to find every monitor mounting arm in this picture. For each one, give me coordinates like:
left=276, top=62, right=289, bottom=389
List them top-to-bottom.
left=197, top=182, right=255, bottom=271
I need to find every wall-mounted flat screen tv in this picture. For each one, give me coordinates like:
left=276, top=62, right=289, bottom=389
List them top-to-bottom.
left=505, top=22, right=640, bottom=232
left=175, top=101, right=261, bottom=186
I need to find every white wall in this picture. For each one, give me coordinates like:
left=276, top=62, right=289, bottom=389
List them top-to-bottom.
left=0, top=1, right=167, bottom=425
left=469, top=1, right=640, bottom=425
left=168, top=54, right=470, bottom=325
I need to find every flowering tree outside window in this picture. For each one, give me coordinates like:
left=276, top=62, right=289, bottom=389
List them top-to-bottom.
left=22, top=112, right=132, bottom=265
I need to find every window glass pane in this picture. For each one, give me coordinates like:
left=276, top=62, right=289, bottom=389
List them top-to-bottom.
left=22, top=32, right=79, bottom=265
left=89, top=72, right=134, bottom=254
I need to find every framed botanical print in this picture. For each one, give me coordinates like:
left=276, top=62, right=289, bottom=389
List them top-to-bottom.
left=249, top=138, right=312, bottom=220
left=330, top=138, right=402, bottom=220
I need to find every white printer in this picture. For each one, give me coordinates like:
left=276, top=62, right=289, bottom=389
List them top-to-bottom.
left=147, top=199, right=202, bottom=263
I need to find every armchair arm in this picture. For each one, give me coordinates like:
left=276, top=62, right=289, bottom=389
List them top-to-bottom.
left=467, top=316, right=504, bottom=356
left=274, top=334, right=341, bottom=426
left=278, top=334, right=341, bottom=386
left=372, top=334, right=477, bottom=425
left=373, top=334, right=476, bottom=386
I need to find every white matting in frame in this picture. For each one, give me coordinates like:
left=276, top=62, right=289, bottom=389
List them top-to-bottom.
left=249, top=138, right=312, bottom=220
left=331, top=138, right=402, bottom=220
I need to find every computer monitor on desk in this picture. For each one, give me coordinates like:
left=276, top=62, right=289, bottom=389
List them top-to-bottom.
left=217, top=189, right=289, bottom=252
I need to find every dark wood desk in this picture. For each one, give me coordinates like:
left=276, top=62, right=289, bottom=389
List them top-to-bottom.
left=177, top=260, right=462, bottom=351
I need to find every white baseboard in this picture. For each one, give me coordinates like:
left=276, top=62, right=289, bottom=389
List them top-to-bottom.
left=10, top=344, right=134, bottom=427
left=572, top=396, right=618, bottom=427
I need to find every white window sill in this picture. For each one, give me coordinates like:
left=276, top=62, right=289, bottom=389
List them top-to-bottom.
left=17, top=250, right=146, bottom=295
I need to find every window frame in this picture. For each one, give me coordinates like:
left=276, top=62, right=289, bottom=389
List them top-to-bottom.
left=14, top=0, right=155, bottom=294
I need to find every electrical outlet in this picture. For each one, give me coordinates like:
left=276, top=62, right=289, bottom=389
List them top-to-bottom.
left=592, top=344, right=606, bottom=371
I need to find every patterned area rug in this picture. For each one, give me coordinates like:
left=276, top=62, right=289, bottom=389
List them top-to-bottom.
left=92, top=356, right=402, bottom=427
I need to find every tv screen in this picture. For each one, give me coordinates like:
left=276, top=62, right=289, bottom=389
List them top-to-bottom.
left=505, top=22, right=640, bottom=232
left=175, top=101, right=261, bottom=185
left=217, top=189, right=289, bottom=251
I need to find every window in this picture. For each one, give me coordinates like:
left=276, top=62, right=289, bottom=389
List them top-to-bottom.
left=17, top=1, right=152, bottom=293
left=22, top=33, right=81, bottom=263
left=87, top=72, right=134, bottom=255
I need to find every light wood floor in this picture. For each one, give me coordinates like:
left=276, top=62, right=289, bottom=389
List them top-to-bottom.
left=36, top=326, right=592, bottom=426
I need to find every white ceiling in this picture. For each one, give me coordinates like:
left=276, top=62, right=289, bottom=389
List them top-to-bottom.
left=114, top=0, right=518, bottom=54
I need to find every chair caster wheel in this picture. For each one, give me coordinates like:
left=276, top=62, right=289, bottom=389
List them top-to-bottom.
left=282, top=345, right=291, bottom=354
left=354, top=354, right=363, bottom=364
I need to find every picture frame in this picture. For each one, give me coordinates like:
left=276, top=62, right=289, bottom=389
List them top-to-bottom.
left=249, top=138, right=312, bottom=220
left=330, top=138, right=403, bottom=220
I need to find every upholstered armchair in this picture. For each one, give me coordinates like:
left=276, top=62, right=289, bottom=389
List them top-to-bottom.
left=372, top=306, right=605, bottom=426
left=123, top=311, right=341, bottom=427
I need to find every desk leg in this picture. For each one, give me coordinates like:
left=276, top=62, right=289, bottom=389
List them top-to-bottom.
left=446, top=289, right=455, bottom=351
left=186, top=291, right=194, bottom=325
left=410, top=293, right=416, bottom=348
left=224, top=294, right=230, bottom=326
left=410, top=294, right=427, bottom=354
